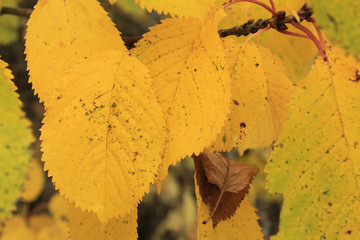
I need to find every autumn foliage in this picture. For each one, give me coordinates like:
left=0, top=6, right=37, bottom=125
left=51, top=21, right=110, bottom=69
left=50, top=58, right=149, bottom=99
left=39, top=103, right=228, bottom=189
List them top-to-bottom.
left=0, top=0, right=360, bottom=239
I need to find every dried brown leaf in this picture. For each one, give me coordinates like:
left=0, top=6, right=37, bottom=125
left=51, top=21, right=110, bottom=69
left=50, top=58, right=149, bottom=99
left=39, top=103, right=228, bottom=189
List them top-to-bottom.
left=193, top=152, right=259, bottom=227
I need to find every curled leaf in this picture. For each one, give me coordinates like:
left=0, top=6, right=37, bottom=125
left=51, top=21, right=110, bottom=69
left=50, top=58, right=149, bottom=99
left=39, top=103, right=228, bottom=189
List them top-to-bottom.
left=193, top=152, right=259, bottom=227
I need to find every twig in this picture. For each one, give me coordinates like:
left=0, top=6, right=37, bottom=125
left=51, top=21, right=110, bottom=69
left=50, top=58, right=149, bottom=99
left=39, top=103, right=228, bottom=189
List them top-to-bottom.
left=218, top=4, right=313, bottom=38
left=0, top=6, right=32, bottom=18
left=243, top=24, right=271, bottom=44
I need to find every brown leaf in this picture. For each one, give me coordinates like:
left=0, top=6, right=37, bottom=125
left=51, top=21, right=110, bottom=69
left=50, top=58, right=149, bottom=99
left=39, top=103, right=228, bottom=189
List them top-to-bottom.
left=193, top=152, right=259, bottom=227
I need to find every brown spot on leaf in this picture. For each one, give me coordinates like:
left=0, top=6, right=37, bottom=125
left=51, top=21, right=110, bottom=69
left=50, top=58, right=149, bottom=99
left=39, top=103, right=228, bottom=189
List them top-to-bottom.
left=349, top=69, right=360, bottom=82
left=233, top=99, right=239, bottom=105
left=240, top=122, right=246, bottom=128
left=193, top=152, right=259, bottom=227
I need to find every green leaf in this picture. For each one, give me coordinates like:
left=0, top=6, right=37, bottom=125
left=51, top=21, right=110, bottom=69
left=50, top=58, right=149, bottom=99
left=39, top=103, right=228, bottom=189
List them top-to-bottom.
left=310, top=0, right=360, bottom=58
left=266, top=48, right=360, bottom=239
left=0, top=58, right=33, bottom=223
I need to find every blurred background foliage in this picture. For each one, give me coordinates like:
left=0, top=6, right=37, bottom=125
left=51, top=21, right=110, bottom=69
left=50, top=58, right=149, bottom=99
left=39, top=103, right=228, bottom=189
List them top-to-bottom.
left=0, top=0, right=282, bottom=239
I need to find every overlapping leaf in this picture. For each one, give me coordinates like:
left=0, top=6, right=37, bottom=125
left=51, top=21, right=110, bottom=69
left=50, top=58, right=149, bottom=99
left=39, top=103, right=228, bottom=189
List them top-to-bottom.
left=25, top=0, right=126, bottom=105
left=134, top=0, right=216, bottom=18
left=310, top=0, right=360, bottom=58
left=134, top=8, right=232, bottom=184
left=210, top=40, right=294, bottom=153
left=209, top=41, right=267, bottom=152
left=237, top=45, right=294, bottom=153
left=267, top=48, right=360, bottom=239
left=41, top=50, right=166, bottom=222
left=0, top=59, right=33, bottom=223
left=193, top=152, right=259, bottom=226
left=195, top=178, right=263, bottom=239
left=69, top=205, right=137, bottom=240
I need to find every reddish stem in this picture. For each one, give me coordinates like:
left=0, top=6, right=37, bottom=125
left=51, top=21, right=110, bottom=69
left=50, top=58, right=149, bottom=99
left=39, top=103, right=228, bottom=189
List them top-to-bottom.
left=224, top=0, right=277, bottom=19
left=269, top=0, right=276, bottom=11
left=307, top=17, right=326, bottom=47
left=291, top=21, right=328, bottom=62
left=277, top=29, right=309, bottom=39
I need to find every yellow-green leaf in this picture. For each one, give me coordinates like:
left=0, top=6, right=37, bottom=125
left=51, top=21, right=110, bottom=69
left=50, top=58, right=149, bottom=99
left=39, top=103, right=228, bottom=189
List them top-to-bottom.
left=25, top=0, right=126, bottom=105
left=134, top=0, right=216, bottom=18
left=310, top=0, right=360, bottom=58
left=134, top=8, right=231, bottom=184
left=267, top=48, right=360, bottom=239
left=41, top=50, right=166, bottom=222
left=0, top=59, right=33, bottom=223
left=195, top=179, right=263, bottom=239
left=69, top=205, right=137, bottom=240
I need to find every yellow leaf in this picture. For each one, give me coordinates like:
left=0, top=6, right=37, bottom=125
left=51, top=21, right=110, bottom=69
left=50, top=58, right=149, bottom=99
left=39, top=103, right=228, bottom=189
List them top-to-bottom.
left=25, top=0, right=126, bottom=105
left=108, top=0, right=117, bottom=4
left=134, top=0, right=216, bottom=18
left=134, top=8, right=231, bottom=185
left=209, top=40, right=268, bottom=152
left=210, top=41, right=294, bottom=154
left=237, top=45, right=294, bottom=153
left=266, top=48, right=360, bottom=239
left=41, top=50, right=166, bottom=222
left=0, top=59, right=33, bottom=223
left=21, top=159, right=45, bottom=202
left=195, top=177, right=263, bottom=239
left=48, top=194, right=69, bottom=240
left=48, top=194, right=68, bottom=223
left=69, top=204, right=137, bottom=240
left=28, top=214, right=67, bottom=240
left=28, top=215, right=54, bottom=233
left=1, top=216, right=35, bottom=240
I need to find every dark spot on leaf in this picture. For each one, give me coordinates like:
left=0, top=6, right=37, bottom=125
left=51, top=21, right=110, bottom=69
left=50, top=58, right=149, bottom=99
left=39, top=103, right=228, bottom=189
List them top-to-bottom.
left=255, top=63, right=259, bottom=67
left=233, top=100, right=239, bottom=105
left=240, top=122, right=246, bottom=128
left=347, top=230, right=352, bottom=235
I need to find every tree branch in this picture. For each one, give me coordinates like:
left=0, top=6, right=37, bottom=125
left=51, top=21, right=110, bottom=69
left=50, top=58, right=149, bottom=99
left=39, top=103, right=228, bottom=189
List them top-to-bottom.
left=218, top=4, right=313, bottom=38
left=0, top=6, right=32, bottom=18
